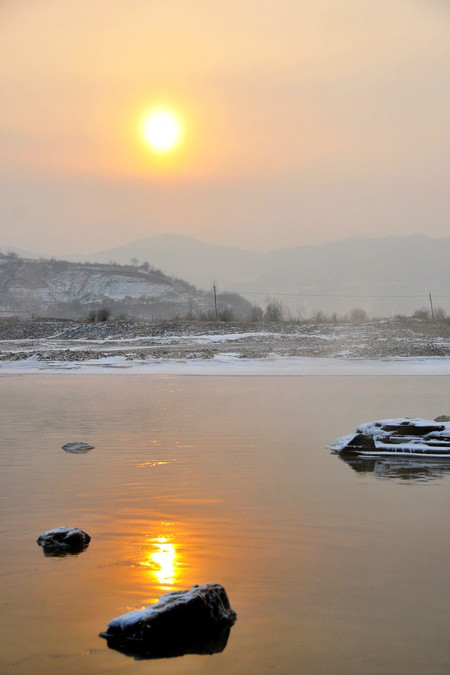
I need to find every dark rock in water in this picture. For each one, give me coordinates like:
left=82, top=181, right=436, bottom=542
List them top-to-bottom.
left=434, top=415, right=450, bottom=422
left=329, top=418, right=450, bottom=457
left=380, top=421, right=444, bottom=436
left=340, top=433, right=376, bottom=455
left=62, top=441, right=94, bottom=453
left=37, top=527, right=91, bottom=556
left=100, top=583, right=236, bottom=660
left=104, top=623, right=232, bottom=660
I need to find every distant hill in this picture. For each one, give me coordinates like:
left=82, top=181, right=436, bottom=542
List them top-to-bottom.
left=79, top=234, right=262, bottom=290
left=83, top=234, right=450, bottom=317
left=0, top=245, right=40, bottom=259
left=0, top=253, right=253, bottom=319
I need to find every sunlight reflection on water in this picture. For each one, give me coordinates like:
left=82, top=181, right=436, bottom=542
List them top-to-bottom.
left=0, top=375, right=448, bottom=675
left=139, top=535, right=177, bottom=588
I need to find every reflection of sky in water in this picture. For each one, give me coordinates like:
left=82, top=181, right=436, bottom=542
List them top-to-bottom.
left=1, top=375, right=449, bottom=675
left=140, top=535, right=177, bottom=588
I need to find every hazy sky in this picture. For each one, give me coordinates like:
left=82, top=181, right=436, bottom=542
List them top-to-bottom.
left=0, top=0, right=448, bottom=254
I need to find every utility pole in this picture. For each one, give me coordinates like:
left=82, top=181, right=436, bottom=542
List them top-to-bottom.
left=213, top=282, right=218, bottom=321
left=429, top=292, right=434, bottom=320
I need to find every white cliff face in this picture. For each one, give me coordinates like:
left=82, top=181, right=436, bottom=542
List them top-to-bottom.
left=1, top=258, right=175, bottom=302
left=32, top=270, right=172, bottom=302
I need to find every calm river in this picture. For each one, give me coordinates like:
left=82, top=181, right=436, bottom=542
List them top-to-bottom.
left=0, top=374, right=448, bottom=675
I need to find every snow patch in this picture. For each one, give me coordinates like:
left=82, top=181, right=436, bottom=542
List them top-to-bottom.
left=1, top=355, right=448, bottom=376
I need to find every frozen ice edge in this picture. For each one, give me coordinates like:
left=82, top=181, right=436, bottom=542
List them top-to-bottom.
left=0, top=354, right=448, bottom=376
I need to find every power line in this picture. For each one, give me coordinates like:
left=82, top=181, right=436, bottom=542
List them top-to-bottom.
left=223, top=290, right=450, bottom=299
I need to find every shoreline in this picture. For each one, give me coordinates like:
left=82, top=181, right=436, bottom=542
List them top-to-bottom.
left=1, top=317, right=449, bottom=376
left=1, top=354, right=448, bottom=376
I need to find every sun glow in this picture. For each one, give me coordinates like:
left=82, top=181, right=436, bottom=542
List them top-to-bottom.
left=141, top=109, right=182, bottom=153
left=139, top=536, right=177, bottom=587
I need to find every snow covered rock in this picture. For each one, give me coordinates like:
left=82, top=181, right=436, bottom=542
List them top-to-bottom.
left=330, top=418, right=450, bottom=457
left=62, top=441, right=94, bottom=453
left=36, top=527, right=91, bottom=556
left=100, top=583, right=236, bottom=659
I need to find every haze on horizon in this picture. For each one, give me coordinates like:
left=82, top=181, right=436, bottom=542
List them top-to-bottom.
left=0, top=0, right=448, bottom=257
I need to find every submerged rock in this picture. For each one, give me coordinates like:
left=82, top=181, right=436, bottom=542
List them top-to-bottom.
left=434, top=415, right=450, bottom=422
left=330, top=418, right=450, bottom=457
left=62, top=441, right=95, bottom=454
left=37, top=527, right=91, bottom=556
left=100, top=583, right=236, bottom=659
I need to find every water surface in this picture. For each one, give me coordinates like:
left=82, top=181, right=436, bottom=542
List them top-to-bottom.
left=0, top=375, right=448, bottom=675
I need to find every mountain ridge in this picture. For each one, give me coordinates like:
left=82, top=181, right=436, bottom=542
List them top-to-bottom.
left=2, top=234, right=448, bottom=317
left=80, top=234, right=450, bottom=316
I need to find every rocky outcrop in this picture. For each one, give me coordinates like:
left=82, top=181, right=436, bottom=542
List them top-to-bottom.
left=0, top=253, right=253, bottom=320
left=330, top=418, right=450, bottom=457
left=62, top=441, right=95, bottom=453
left=36, top=527, right=91, bottom=556
left=100, top=583, right=236, bottom=659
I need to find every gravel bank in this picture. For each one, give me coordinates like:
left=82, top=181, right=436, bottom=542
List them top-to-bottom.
left=0, top=317, right=449, bottom=364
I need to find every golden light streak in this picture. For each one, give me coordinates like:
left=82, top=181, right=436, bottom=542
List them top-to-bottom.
left=139, top=536, right=177, bottom=587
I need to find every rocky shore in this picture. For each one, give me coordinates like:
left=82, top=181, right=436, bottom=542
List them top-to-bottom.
left=0, top=316, right=449, bottom=364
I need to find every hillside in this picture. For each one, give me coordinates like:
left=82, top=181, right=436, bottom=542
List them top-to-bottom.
left=79, top=234, right=262, bottom=290
left=83, top=234, right=450, bottom=317
left=0, top=253, right=252, bottom=319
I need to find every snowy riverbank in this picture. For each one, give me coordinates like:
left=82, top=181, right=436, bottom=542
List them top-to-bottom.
left=1, top=317, right=449, bottom=375
left=0, top=354, right=448, bottom=376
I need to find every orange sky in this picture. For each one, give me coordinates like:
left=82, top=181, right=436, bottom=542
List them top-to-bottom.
left=0, top=0, right=448, bottom=254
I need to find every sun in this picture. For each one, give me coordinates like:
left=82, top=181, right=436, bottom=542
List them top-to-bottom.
left=141, top=108, right=182, bottom=153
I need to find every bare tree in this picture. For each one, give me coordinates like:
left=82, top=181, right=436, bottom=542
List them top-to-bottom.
left=265, top=297, right=285, bottom=322
left=249, top=305, right=264, bottom=322
left=218, top=307, right=234, bottom=322
left=348, top=307, right=368, bottom=323
left=412, top=307, right=430, bottom=320
left=434, top=307, right=448, bottom=321
left=87, top=308, right=111, bottom=322
left=96, top=308, right=111, bottom=322
left=311, top=310, right=327, bottom=323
